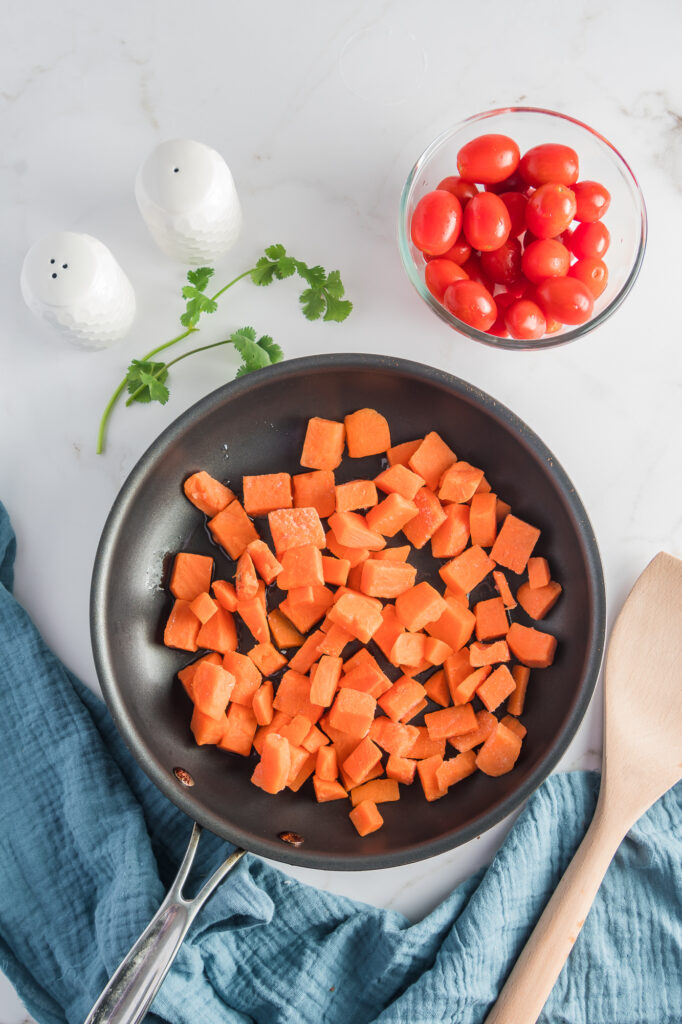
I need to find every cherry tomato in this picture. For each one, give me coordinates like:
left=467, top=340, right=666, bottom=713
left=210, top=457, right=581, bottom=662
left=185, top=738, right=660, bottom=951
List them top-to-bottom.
left=457, top=134, right=520, bottom=185
left=519, top=143, right=579, bottom=186
left=485, top=170, right=527, bottom=195
left=437, top=176, right=479, bottom=206
left=572, top=180, right=611, bottom=222
left=525, top=183, right=577, bottom=238
left=411, top=189, right=462, bottom=255
left=499, top=191, right=528, bottom=236
left=463, top=192, right=512, bottom=251
left=567, top=221, right=610, bottom=259
left=521, top=229, right=540, bottom=249
left=439, top=237, right=472, bottom=266
left=480, top=237, right=522, bottom=285
left=521, top=239, right=570, bottom=284
left=460, top=254, right=494, bottom=295
left=568, top=257, right=609, bottom=298
left=424, top=259, right=469, bottom=302
left=535, top=276, right=594, bottom=325
left=505, top=278, right=529, bottom=299
left=443, top=280, right=497, bottom=331
left=487, top=289, right=515, bottom=337
left=504, top=299, right=547, bottom=340
left=545, top=317, right=563, bottom=334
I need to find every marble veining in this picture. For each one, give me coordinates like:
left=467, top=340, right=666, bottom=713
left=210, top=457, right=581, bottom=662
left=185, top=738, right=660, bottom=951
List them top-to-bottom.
left=1, top=0, right=681, bottom=1020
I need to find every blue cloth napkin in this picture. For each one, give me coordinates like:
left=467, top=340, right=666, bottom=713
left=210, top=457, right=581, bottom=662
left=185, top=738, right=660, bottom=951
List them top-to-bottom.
left=0, top=503, right=680, bottom=1024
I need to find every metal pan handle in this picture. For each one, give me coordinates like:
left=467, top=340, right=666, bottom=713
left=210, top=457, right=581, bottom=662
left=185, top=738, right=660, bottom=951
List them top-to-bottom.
left=84, top=824, right=245, bottom=1024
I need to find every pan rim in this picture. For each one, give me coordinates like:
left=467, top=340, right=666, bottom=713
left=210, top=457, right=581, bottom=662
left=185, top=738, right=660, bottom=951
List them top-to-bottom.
left=90, top=353, right=605, bottom=871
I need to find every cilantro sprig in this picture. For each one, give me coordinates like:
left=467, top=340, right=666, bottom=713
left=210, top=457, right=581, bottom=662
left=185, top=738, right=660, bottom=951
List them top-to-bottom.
left=96, top=245, right=352, bottom=453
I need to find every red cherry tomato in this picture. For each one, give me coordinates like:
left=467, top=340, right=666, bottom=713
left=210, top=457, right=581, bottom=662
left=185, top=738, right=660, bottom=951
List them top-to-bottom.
left=457, top=134, right=520, bottom=185
left=519, top=144, right=579, bottom=187
left=485, top=170, right=526, bottom=195
left=437, top=176, right=479, bottom=206
left=572, top=180, right=611, bottom=222
left=525, top=184, right=577, bottom=238
left=411, top=189, right=462, bottom=255
left=463, top=192, right=512, bottom=251
left=499, top=192, right=528, bottom=236
left=568, top=221, right=610, bottom=259
left=521, top=229, right=540, bottom=249
left=480, top=237, right=522, bottom=286
left=439, top=238, right=472, bottom=266
left=521, top=239, right=570, bottom=284
left=460, top=254, right=494, bottom=295
left=568, top=257, right=609, bottom=298
left=424, top=259, right=469, bottom=302
left=535, top=276, right=594, bottom=325
left=505, top=278, right=529, bottom=299
left=443, top=280, right=497, bottom=331
left=487, top=289, right=516, bottom=337
left=504, top=299, right=547, bottom=340
left=545, top=317, right=563, bottom=334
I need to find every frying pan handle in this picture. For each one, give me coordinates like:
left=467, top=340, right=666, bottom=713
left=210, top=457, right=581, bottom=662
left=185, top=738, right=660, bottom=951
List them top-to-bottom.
left=84, top=823, right=245, bottom=1024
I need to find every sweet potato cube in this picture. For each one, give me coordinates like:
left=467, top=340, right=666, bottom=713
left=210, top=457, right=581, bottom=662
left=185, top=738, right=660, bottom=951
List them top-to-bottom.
left=344, top=408, right=391, bottom=457
left=301, top=417, right=345, bottom=470
left=408, top=432, right=457, bottom=491
left=387, top=438, right=422, bottom=467
left=438, top=462, right=484, bottom=503
left=374, top=463, right=425, bottom=501
left=292, top=470, right=336, bottom=517
left=183, top=471, right=235, bottom=517
left=243, top=473, right=293, bottom=517
left=335, top=479, right=378, bottom=512
left=402, top=489, right=447, bottom=549
left=469, top=492, right=498, bottom=548
left=365, top=494, right=419, bottom=538
left=496, top=499, right=512, bottom=523
left=208, top=501, right=259, bottom=559
left=430, top=504, right=470, bottom=560
left=268, top=507, right=325, bottom=555
left=328, top=511, right=386, bottom=551
left=490, top=514, right=541, bottom=574
left=246, top=540, right=282, bottom=585
left=277, top=544, right=325, bottom=589
left=372, top=545, right=411, bottom=562
left=439, top=545, right=495, bottom=593
left=170, top=552, right=214, bottom=602
left=235, top=552, right=259, bottom=602
left=322, top=555, right=350, bottom=587
left=527, top=556, right=551, bottom=589
left=360, top=559, right=417, bottom=599
left=493, top=570, right=517, bottom=609
left=212, top=579, right=238, bottom=612
left=516, top=581, right=562, bottom=619
left=395, top=582, right=446, bottom=631
left=279, top=586, right=334, bottom=634
left=237, top=588, right=270, bottom=645
left=189, top=591, right=218, bottom=624
left=326, top=591, right=383, bottom=644
left=474, top=597, right=509, bottom=641
left=424, top=598, right=475, bottom=653
left=372, top=604, right=405, bottom=662
left=195, top=606, right=238, bottom=654
left=267, top=608, right=304, bottom=649
left=507, top=622, right=557, bottom=668
left=317, top=623, right=354, bottom=658
left=287, top=630, right=324, bottom=673
left=390, top=631, right=427, bottom=668
left=424, top=637, right=453, bottom=666
left=469, top=640, right=510, bottom=667
left=248, top=643, right=288, bottom=677
left=443, top=648, right=473, bottom=698
left=223, top=651, right=262, bottom=705
left=177, top=652, right=222, bottom=701
left=310, top=654, right=343, bottom=706
left=192, top=661, right=235, bottom=719
left=476, top=664, right=516, bottom=712
left=507, top=664, right=531, bottom=716
left=452, top=666, right=491, bottom=706
left=424, top=668, right=451, bottom=706
left=272, top=670, right=324, bottom=722
left=378, top=677, right=427, bottom=723
left=252, top=681, right=274, bottom=726
left=329, top=688, right=377, bottom=736
left=399, top=697, right=428, bottom=722
left=218, top=703, right=258, bottom=756
left=424, top=703, right=477, bottom=740
left=190, top=707, right=226, bottom=746
left=450, top=709, right=498, bottom=752
left=278, top=714, right=313, bottom=747
left=501, top=715, right=527, bottom=740
left=369, top=718, right=419, bottom=756
left=476, top=722, right=522, bottom=776
left=403, top=726, right=446, bottom=759
left=252, top=733, right=291, bottom=794
left=342, top=736, right=383, bottom=784
left=316, top=744, right=338, bottom=780
left=436, top=750, right=477, bottom=789
left=386, top=754, right=417, bottom=785
left=417, top=754, right=448, bottom=802
left=313, top=777, right=348, bottom=802
left=350, top=778, right=400, bottom=807
left=349, top=799, right=384, bottom=836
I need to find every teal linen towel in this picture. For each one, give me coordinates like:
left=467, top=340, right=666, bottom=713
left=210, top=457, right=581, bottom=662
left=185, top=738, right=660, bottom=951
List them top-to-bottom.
left=0, top=501, right=680, bottom=1024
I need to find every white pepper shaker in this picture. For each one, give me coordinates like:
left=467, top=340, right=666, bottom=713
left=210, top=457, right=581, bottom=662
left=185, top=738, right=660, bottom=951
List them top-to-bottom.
left=135, top=139, right=242, bottom=264
left=20, top=231, right=136, bottom=349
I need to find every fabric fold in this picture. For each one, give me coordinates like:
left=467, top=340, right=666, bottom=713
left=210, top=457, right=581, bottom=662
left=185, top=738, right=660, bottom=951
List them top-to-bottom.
left=0, top=501, right=679, bottom=1024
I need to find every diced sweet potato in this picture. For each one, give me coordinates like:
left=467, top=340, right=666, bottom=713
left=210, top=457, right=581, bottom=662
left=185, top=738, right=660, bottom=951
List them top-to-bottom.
left=344, top=408, right=391, bottom=457
left=301, top=417, right=345, bottom=470
left=408, top=432, right=457, bottom=490
left=387, top=438, right=422, bottom=467
left=438, top=462, right=484, bottom=503
left=375, top=463, right=425, bottom=501
left=292, top=470, right=336, bottom=517
left=183, top=471, right=234, bottom=517
left=243, top=473, right=293, bottom=517
left=336, top=479, right=378, bottom=512
left=402, top=489, right=447, bottom=549
left=469, top=492, right=498, bottom=548
left=366, top=494, right=419, bottom=537
left=208, top=501, right=259, bottom=559
left=431, top=504, right=470, bottom=560
left=269, top=507, right=326, bottom=555
left=328, top=511, right=386, bottom=551
left=490, top=514, right=541, bottom=574
left=246, top=540, right=282, bottom=585
left=277, top=545, right=325, bottom=589
left=439, top=545, right=495, bottom=593
left=235, top=552, right=259, bottom=601
left=170, top=553, right=214, bottom=602
left=322, top=555, right=350, bottom=587
left=527, top=556, right=551, bottom=589
left=360, top=559, right=417, bottom=598
left=493, top=570, right=517, bottom=609
left=212, top=579, right=239, bottom=612
left=516, top=581, right=562, bottom=619
left=395, top=582, right=446, bottom=631
left=189, top=591, right=218, bottom=624
left=327, top=592, right=383, bottom=644
left=474, top=597, right=510, bottom=641
left=425, top=598, right=476, bottom=653
left=196, top=607, right=238, bottom=654
left=267, top=608, right=304, bottom=649
left=506, top=622, right=557, bottom=668
left=469, top=640, right=510, bottom=667
left=248, top=643, right=288, bottom=677
left=223, top=651, right=262, bottom=705
left=177, top=652, right=222, bottom=701
left=310, top=655, right=343, bottom=706
left=192, top=661, right=235, bottom=719
left=476, top=664, right=516, bottom=712
left=507, top=664, right=531, bottom=716
left=452, top=666, right=491, bottom=706
left=424, top=668, right=451, bottom=706
left=272, top=670, right=324, bottom=722
left=378, top=677, right=426, bottom=723
left=252, top=681, right=274, bottom=726
left=329, top=688, right=377, bottom=736
left=218, top=703, right=258, bottom=756
left=424, top=703, right=477, bottom=740
left=191, top=707, right=227, bottom=746
left=450, top=709, right=497, bottom=752
left=501, top=715, right=527, bottom=740
left=369, top=717, right=419, bottom=756
left=476, top=722, right=522, bottom=776
left=252, top=733, right=291, bottom=793
left=316, top=745, right=338, bottom=780
left=436, top=750, right=477, bottom=789
left=386, top=754, right=417, bottom=784
left=417, top=754, right=448, bottom=801
left=313, top=776, right=348, bottom=802
left=350, top=778, right=400, bottom=807
left=349, top=799, right=384, bottom=836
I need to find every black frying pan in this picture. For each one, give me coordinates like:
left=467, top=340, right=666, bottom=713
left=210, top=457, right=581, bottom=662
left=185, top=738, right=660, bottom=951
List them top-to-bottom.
left=86, top=355, right=605, bottom=1022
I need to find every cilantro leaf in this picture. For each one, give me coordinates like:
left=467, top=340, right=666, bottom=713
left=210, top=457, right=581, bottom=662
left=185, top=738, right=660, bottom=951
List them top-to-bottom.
left=264, top=243, right=286, bottom=261
left=274, top=255, right=296, bottom=279
left=250, top=256, right=279, bottom=287
left=186, top=267, right=214, bottom=292
left=324, top=269, right=345, bottom=299
left=299, top=287, right=327, bottom=321
left=324, top=295, right=354, bottom=322
left=231, top=327, right=273, bottom=376
left=255, top=335, right=283, bottom=363
left=125, top=360, right=169, bottom=404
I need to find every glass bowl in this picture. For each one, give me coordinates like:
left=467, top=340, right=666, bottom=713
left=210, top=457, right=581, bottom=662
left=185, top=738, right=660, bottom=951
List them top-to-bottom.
left=398, top=107, right=647, bottom=350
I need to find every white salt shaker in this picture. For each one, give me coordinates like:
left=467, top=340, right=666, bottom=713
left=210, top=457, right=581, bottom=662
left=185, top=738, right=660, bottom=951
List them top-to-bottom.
left=135, top=139, right=242, bottom=264
left=20, top=231, right=136, bottom=349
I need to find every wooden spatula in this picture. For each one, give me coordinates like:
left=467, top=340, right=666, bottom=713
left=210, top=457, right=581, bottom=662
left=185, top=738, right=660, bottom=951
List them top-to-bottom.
left=485, top=552, right=682, bottom=1024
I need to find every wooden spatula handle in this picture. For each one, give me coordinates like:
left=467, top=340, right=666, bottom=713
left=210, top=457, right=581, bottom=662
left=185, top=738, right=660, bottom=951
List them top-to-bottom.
left=484, top=798, right=627, bottom=1024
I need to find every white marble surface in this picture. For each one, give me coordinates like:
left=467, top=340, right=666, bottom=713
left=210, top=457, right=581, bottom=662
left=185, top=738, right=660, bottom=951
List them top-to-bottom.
left=2, top=1, right=681, bottom=1020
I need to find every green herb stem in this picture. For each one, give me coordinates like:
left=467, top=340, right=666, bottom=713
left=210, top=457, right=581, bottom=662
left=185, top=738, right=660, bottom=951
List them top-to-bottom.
left=123, top=339, right=236, bottom=406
